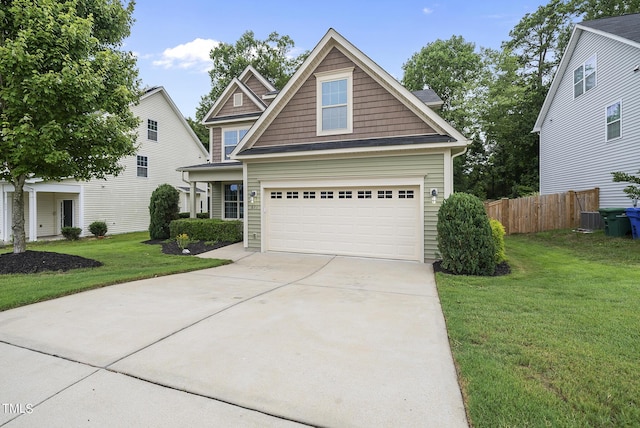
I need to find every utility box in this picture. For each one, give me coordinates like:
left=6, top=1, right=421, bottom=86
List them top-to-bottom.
left=599, top=208, right=631, bottom=237
left=580, top=211, right=604, bottom=230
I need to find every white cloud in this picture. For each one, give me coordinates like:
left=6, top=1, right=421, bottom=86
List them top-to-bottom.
left=422, top=7, right=433, bottom=14
left=153, top=38, right=220, bottom=72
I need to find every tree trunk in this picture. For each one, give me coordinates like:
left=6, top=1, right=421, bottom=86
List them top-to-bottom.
left=11, top=174, right=27, bottom=254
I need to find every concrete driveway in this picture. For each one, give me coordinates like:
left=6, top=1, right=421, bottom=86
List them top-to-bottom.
left=0, top=245, right=468, bottom=427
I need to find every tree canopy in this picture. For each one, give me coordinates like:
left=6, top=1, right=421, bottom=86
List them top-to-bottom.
left=0, top=0, right=140, bottom=253
left=196, top=31, right=307, bottom=121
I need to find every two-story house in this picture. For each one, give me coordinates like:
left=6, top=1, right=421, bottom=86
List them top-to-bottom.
left=534, top=13, right=640, bottom=208
left=179, top=29, right=469, bottom=262
left=0, top=86, right=208, bottom=242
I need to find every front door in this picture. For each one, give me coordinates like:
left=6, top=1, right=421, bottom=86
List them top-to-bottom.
left=61, top=200, right=73, bottom=228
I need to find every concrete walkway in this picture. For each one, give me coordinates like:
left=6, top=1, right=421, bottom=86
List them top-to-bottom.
left=0, top=245, right=468, bottom=427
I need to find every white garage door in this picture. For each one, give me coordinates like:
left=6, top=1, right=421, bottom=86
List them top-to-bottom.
left=265, top=186, right=422, bottom=261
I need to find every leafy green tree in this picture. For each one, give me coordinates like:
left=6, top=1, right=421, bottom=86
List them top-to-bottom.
left=0, top=0, right=139, bottom=253
left=572, top=0, right=640, bottom=20
left=196, top=31, right=307, bottom=121
left=611, top=171, right=640, bottom=206
left=148, top=184, right=180, bottom=240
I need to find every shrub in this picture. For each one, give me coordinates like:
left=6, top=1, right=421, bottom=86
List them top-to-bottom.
left=149, top=184, right=180, bottom=240
left=437, top=192, right=496, bottom=276
left=179, top=212, right=210, bottom=219
left=170, top=219, right=242, bottom=243
left=490, top=219, right=506, bottom=264
left=89, top=221, right=108, bottom=237
left=61, top=227, right=82, bottom=241
left=176, top=233, right=190, bottom=250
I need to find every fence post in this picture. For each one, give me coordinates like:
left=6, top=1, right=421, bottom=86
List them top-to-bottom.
left=595, top=187, right=600, bottom=208
left=567, top=190, right=575, bottom=228
left=501, top=198, right=510, bottom=235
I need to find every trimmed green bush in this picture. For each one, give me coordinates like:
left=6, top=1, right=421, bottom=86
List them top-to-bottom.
left=149, top=184, right=180, bottom=240
left=437, top=192, right=496, bottom=276
left=179, top=212, right=210, bottom=219
left=490, top=218, right=506, bottom=264
left=170, top=219, right=242, bottom=243
left=89, top=221, right=108, bottom=237
left=61, top=227, right=82, bottom=241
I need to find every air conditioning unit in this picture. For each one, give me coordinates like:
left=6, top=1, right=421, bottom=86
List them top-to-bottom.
left=580, top=211, right=604, bottom=230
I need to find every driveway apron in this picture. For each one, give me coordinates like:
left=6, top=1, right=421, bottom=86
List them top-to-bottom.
left=0, top=245, right=468, bottom=427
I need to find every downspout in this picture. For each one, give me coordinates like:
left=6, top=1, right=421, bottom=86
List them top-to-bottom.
left=446, top=145, right=468, bottom=197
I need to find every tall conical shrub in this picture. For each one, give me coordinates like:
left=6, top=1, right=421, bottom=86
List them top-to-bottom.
left=149, top=184, right=180, bottom=239
left=437, top=192, right=496, bottom=276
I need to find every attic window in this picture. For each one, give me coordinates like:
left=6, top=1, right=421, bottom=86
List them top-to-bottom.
left=574, top=55, right=596, bottom=98
left=316, top=68, right=353, bottom=136
left=233, top=93, right=243, bottom=107
left=147, top=119, right=158, bottom=141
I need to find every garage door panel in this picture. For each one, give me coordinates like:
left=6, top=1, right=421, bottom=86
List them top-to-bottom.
left=265, top=186, right=421, bottom=261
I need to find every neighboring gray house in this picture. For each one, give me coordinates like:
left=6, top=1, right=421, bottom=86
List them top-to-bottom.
left=534, top=13, right=640, bottom=208
left=179, top=28, right=469, bottom=262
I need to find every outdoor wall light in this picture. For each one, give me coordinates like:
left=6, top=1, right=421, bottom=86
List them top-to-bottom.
left=431, top=188, right=438, bottom=204
left=250, top=190, right=257, bottom=203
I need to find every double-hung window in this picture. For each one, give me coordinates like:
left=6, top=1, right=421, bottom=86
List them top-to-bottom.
left=573, top=55, right=596, bottom=98
left=316, top=68, right=353, bottom=135
left=606, top=101, right=622, bottom=141
left=147, top=119, right=158, bottom=141
left=223, top=128, right=248, bottom=161
left=136, top=155, right=148, bottom=178
left=224, top=183, right=243, bottom=219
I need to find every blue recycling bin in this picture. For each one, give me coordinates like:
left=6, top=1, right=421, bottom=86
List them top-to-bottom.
left=625, top=208, right=640, bottom=239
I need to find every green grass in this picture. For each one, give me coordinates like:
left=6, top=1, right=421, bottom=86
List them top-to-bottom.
left=437, top=230, right=640, bottom=427
left=0, top=232, right=227, bottom=311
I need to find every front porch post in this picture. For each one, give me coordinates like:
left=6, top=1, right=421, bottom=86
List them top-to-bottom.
left=190, top=181, right=197, bottom=218
left=28, top=187, right=38, bottom=242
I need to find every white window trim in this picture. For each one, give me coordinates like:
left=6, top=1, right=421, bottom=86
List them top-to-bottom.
left=573, top=54, right=597, bottom=99
left=315, top=67, right=354, bottom=136
left=233, top=93, right=243, bottom=107
left=605, top=99, right=622, bottom=142
left=147, top=119, right=158, bottom=141
left=221, top=126, right=249, bottom=162
left=136, top=154, right=149, bottom=178
left=223, top=182, right=243, bottom=220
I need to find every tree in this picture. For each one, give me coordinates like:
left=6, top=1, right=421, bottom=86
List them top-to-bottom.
left=0, top=0, right=139, bottom=253
left=572, top=0, right=640, bottom=20
left=196, top=31, right=307, bottom=121
left=402, top=36, right=488, bottom=196
left=148, top=184, right=179, bottom=240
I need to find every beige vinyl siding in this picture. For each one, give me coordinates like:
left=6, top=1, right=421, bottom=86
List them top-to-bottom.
left=540, top=31, right=640, bottom=207
left=254, top=47, right=435, bottom=147
left=62, top=90, right=207, bottom=235
left=210, top=128, right=222, bottom=163
left=246, top=153, right=445, bottom=260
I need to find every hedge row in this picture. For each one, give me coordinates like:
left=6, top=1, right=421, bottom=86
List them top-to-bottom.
left=169, top=219, right=242, bottom=243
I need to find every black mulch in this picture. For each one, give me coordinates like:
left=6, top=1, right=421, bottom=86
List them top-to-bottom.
left=142, top=239, right=236, bottom=256
left=0, top=251, right=103, bottom=275
left=433, top=260, right=511, bottom=276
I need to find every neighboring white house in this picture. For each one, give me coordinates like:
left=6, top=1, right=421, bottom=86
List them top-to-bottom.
left=534, top=13, right=640, bottom=208
left=0, top=87, right=208, bottom=242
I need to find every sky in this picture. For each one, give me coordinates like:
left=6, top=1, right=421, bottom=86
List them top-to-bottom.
left=124, top=0, right=549, bottom=119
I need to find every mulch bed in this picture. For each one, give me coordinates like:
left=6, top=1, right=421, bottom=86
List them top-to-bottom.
left=142, top=239, right=235, bottom=256
left=0, top=251, right=103, bottom=275
left=433, top=260, right=511, bottom=276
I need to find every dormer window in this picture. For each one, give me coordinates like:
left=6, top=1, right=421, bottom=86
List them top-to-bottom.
left=574, top=55, right=596, bottom=98
left=316, top=68, right=353, bottom=136
left=233, top=93, right=243, bottom=107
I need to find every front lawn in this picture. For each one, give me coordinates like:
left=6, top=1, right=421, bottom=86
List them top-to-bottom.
left=437, top=230, right=640, bottom=427
left=0, top=232, right=227, bottom=311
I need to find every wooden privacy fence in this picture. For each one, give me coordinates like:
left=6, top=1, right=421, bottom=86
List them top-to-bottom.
left=484, top=188, right=600, bottom=235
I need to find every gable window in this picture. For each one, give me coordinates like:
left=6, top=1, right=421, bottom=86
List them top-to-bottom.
left=574, top=55, right=596, bottom=98
left=316, top=68, right=353, bottom=135
left=233, top=93, right=243, bottom=107
left=606, top=101, right=622, bottom=141
left=147, top=119, right=158, bottom=141
left=223, top=128, right=249, bottom=161
left=136, top=155, right=148, bottom=178
left=224, top=183, right=243, bottom=219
